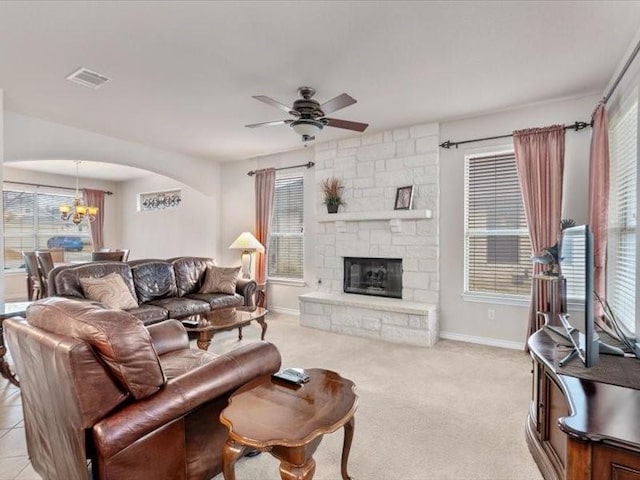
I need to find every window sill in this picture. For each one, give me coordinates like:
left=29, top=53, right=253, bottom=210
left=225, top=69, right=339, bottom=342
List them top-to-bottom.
left=4, top=270, right=26, bottom=276
left=267, top=277, right=307, bottom=287
left=462, top=291, right=530, bottom=307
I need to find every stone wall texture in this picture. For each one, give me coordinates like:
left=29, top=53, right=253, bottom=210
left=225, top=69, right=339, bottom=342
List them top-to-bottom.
left=300, top=122, right=440, bottom=346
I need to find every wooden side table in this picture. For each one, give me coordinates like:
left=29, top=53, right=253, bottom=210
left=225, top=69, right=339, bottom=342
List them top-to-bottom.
left=220, top=369, right=358, bottom=480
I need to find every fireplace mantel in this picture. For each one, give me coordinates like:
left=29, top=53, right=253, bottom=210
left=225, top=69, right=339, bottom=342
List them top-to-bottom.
left=318, top=209, right=433, bottom=233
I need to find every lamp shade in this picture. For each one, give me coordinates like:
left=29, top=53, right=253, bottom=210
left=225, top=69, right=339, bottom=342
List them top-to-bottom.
left=229, top=232, right=265, bottom=252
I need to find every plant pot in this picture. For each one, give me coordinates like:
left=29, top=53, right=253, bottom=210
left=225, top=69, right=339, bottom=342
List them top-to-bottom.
left=327, top=204, right=339, bottom=214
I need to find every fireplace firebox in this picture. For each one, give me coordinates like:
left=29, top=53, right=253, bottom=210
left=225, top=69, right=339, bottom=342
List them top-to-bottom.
left=343, top=257, right=402, bottom=299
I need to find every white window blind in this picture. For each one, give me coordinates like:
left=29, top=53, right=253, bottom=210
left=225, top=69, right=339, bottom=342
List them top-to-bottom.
left=607, top=91, right=638, bottom=332
left=464, top=152, right=532, bottom=298
left=268, top=175, right=304, bottom=280
left=3, top=189, right=93, bottom=270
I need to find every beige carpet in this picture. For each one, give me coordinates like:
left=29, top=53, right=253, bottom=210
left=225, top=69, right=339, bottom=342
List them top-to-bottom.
left=208, top=312, right=543, bottom=480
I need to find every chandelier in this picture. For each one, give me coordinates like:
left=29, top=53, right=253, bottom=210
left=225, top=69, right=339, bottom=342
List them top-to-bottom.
left=59, top=161, right=98, bottom=224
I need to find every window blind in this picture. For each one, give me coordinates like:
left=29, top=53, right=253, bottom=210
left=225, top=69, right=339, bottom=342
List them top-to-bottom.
left=607, top=91, right=638, bottom=332
left=464, top=152, right=532, bottom=297
left=268, top=175, right=304, bottom=279
left=3, top=189, right=92, bottom=270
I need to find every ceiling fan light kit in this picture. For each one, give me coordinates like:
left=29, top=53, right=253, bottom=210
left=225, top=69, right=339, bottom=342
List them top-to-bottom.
left=246, top=86, right=368, bottom=142
left=291, top=118, right=323, bottom=139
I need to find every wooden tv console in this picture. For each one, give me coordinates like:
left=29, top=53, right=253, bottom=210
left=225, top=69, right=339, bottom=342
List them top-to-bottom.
left=527, top=328, right=640, bottom=480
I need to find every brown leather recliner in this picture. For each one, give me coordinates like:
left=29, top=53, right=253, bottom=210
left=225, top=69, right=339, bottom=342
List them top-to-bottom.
left=4, top=297, right=282, bottom=480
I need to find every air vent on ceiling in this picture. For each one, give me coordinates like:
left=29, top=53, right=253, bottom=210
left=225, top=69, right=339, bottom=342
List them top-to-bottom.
left=66, top=67, right=110, bottom=89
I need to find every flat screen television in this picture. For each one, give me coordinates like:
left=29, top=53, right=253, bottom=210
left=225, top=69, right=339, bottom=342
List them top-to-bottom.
left=557, top=224, right=599, bottom=367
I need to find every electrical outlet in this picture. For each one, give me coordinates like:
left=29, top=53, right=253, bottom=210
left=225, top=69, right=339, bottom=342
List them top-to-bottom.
left=317, top=278, right=322, bottom=285
left=487, top=309, right=495, bottom=320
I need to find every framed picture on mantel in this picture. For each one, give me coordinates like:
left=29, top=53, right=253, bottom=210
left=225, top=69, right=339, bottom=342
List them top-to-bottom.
left=394, top=186, right=414, bottom=210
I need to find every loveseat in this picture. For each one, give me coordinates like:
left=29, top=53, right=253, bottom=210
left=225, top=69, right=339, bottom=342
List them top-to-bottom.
left=48, top=257, right=257, bottom=325
left=4, top=297, right=281, bottom=480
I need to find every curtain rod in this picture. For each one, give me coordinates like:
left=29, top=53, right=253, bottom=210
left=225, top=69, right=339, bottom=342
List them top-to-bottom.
left=604, top=38, right=640, bottom=104
left=439, top=120, right=591, bottom=149
left=247, top=161, right=315, bottom=177
left=4, top=180, right=113, bottom=195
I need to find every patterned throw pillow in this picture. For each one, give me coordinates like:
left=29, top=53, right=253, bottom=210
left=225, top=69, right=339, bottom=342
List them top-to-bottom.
left=199, top=266, right=241, bottom=295
left=80, top=272, right=139, bottom=310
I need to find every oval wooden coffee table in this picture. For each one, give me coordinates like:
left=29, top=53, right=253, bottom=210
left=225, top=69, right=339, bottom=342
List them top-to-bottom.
left=182, top=306, right=267, bottom=351
left=220, top=368, right=358, bottom=480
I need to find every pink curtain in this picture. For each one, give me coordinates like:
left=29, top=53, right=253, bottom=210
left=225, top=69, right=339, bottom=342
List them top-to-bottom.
left=589, top=102, right=610, bottom=323
left=513, top=125, right=566, bottom=341
left=254, top=169, right=276, bottom=305
left=82, top=188, right=105, bottom=250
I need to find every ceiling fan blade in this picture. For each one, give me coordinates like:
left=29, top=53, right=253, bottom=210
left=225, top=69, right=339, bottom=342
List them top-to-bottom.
left=320, top=93, right=357, bottom=114
left=252, top=95, right=299, bottom=116
left=323, top=118, right=369, bottom=132
left=245, top=120, right=293, bottom=128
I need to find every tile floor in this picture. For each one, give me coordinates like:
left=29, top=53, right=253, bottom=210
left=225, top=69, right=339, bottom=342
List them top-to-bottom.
left=0, top=379, right=40, bottom=479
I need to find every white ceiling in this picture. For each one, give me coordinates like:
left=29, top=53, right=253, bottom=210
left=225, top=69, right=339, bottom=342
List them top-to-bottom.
left=1, top=1, right=639, bottom=170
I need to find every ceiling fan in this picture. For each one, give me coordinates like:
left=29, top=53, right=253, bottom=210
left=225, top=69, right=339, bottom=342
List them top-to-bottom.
left=246, top=86, right=369, bottom=142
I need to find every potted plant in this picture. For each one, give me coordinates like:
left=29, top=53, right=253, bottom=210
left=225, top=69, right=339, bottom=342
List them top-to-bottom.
left=320, top=177, right=344, bottom=214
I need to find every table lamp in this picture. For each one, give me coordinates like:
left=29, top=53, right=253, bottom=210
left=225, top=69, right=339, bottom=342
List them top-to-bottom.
left=229, top=232, right=265, bottom=279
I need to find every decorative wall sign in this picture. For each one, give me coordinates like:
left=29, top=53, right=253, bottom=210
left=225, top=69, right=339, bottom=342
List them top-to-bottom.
left=138, top=189, right=182, bottom=211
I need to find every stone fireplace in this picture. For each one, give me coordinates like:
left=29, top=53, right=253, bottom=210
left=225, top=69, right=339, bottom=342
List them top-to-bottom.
left=299, top=122, right=440, bottom=347
left=343, top=257, right=402, bottom=299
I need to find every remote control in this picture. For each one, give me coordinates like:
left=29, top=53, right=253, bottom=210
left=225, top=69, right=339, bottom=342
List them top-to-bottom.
left=271, top=368, right=310, bottom=385
left=282, top=368, right=310, bottom=383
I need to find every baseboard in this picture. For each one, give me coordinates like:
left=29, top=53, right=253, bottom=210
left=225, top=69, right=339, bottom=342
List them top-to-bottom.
left=268, top=306, right=300, bottom=316
left=262, top=309, right=525, bottom=349
left=439, top=331, right=525, bottom=350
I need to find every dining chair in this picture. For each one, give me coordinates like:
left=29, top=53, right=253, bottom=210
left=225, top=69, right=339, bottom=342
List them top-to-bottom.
left=49, top=248, right=65, bottom=263
left=115, top=249, right=130, bottom=261
left=35, top=251, right=55, bottom=297
left=91, top=251, right=125, bottom=262
left=23, top=252, right=43, bottom=300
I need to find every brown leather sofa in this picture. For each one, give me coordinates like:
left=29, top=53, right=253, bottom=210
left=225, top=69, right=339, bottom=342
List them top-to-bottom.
left=48, top=256, right=257, bottom=325
left=4, top=297, right=281, bottom=480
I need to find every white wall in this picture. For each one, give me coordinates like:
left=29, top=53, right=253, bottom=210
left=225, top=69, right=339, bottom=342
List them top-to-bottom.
left=0, top=93, right=608, bottom=346
left=439, top=93, right=601, bottom=348
left=218, top=95, right=600, bottom=345
left=2, top=109, right=223, bottom=298
left=3, top=111, right=220, bottom=195
left=220, top=148, right=316, bottom=313
left=2, top=165, right=121, bottom=300
left=119, top=173, right=220, bottom=260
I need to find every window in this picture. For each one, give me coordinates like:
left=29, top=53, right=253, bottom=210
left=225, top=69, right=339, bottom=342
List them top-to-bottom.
left=607, top=90, right=638, bottom=332
left=464, top=151, right=532, bottom=299
left=268, top=175, right=304, bottom=280
left=3, top=189, right=93, bottom=270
